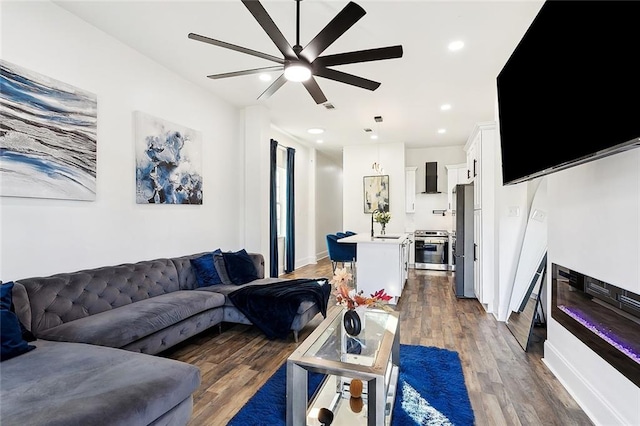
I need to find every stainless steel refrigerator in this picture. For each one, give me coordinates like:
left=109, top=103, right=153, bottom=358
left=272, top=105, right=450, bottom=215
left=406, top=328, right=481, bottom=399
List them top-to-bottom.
left=452, top=183, right=475, bottom=298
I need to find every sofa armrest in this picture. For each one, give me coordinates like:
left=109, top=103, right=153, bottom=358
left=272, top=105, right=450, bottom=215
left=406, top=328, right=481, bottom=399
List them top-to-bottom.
left=248, top=253, right=265, bottom=279
left=11, top=282, right=32, bottom=332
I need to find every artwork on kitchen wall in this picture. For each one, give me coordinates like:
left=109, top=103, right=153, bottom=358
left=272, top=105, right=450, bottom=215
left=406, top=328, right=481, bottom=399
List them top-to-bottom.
left=0, top=60, right=97, bottom=200
left=135, top=111, right=203, bottom=204
left=363, top=174, right=389, bottom=213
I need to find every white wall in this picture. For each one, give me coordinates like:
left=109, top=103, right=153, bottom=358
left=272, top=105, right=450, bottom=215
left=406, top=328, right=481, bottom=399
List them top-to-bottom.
left=0, top=2, right=242, bottom=280
left=242, top=106, right=271, bottom=269
left=270, top=128, right=316, bottom=269
left=343, top=143, right=405, bottom=236
left=405, top=146, right=466, bottom=232
left=544, top=149, right=640, bottom=425
left=315, top=151, right=343, bottom=260
left=496, top=181, right=530, bottom=320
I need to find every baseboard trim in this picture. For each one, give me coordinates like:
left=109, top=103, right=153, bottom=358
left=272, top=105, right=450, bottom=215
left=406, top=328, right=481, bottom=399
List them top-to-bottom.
left=316, top=251, right=328, bottom=262
left=295, top=256, right=317, bottom=270
left=543, top=341, right=629, bottom=426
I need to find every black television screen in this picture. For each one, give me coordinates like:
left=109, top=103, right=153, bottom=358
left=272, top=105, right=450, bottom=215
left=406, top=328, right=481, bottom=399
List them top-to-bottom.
left=497, top=0, right=640, bottom=185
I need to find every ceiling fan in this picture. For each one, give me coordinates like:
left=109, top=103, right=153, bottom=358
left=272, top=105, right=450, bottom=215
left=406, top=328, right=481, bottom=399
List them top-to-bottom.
left=188, top=0, right=403, bottom=104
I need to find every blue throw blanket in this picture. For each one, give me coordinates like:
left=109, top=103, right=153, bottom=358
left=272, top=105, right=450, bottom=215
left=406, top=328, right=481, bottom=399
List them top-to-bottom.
left=228, top=278, right=331, bottom=340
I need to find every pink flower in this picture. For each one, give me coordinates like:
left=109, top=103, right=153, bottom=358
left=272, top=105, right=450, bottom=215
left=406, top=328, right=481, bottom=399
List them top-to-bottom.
left=371, top=289, right=392, bottom=302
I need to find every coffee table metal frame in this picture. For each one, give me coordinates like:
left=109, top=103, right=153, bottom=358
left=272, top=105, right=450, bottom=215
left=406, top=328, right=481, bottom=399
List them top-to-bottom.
left=286, top=307, right=400, bottom=426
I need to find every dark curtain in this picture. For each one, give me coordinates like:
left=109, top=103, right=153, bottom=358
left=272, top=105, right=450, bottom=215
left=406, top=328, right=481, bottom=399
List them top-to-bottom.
left=269, top=139, right=279, bottom=278
left=285, top=147, right=295, bottom=273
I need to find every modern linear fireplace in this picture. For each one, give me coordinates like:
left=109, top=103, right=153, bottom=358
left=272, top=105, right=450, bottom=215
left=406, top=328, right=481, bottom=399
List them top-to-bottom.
left=552, top=264, right=640, bottom=387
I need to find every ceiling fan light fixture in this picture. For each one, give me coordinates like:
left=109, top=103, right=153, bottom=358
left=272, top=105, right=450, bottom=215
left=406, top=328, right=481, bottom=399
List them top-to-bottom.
left=284, top=63, right=311, bottom=82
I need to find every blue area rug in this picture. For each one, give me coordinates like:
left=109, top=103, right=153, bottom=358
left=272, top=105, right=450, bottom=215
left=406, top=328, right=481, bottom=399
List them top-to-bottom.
left=228, top=344, right=474, bottom=425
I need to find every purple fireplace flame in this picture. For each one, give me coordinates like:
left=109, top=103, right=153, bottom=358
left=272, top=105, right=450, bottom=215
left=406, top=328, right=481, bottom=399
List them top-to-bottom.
left=558, top=305, right=640, bottom=365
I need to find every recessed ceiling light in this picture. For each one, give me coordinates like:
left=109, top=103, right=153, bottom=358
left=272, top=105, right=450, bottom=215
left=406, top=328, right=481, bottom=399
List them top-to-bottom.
left=448, top=40, right=464, bottom=51
left=259, top=74, right=272, bottom=82
left=440, top=104, right=452, bottom=111
left=307, top=128, right=324, bottom=135
left=437, top=128, right=446, bottom=134
left=370, top=134, right=379, bottom=140
left=316, top=139, right=323, bottom=144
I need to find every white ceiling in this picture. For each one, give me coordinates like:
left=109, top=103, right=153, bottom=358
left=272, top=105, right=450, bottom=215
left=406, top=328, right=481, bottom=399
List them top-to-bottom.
left=55, top=0, right=544, bottom=161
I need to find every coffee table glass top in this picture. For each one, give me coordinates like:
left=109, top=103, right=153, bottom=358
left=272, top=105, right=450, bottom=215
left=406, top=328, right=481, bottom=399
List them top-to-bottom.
left=302, top=308, right=397, bottom=368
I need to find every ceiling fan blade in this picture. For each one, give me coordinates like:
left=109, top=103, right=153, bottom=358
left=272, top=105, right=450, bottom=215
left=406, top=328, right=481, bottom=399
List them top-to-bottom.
left=241, top=0, right=297, bottom=60
left=299, top=2, right=366, bottom=63
left=188, top=33, right=284, bottom=64
left=314, top=45, right=403, bottom=67
left=207, top=66, right=284, bottom=79
left=314, top=67, right=381, bottom=91
left=258, top=73, right=288, bottom=100
left=302, top=77, right=328, bottom=104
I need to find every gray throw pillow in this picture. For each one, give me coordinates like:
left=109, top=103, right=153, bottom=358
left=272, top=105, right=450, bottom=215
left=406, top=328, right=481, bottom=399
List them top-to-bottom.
left=213, top=253, right=232, bottom=285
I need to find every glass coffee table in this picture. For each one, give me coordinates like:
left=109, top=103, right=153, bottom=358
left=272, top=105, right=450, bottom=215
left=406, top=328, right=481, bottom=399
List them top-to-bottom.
left=286, top=307, right=400, bottom=426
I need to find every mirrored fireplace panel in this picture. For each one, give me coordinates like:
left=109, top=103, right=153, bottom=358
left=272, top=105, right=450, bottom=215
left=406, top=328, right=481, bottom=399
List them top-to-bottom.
left=552, top=264, right=640, bottom=387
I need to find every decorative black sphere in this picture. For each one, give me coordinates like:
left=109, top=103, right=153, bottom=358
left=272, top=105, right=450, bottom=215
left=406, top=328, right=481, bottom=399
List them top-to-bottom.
left=318, top=407, right=334, bottom=425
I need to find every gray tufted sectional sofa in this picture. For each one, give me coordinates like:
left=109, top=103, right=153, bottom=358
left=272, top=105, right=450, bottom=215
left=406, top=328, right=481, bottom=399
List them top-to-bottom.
left=1, top=251, right=322, bottom=426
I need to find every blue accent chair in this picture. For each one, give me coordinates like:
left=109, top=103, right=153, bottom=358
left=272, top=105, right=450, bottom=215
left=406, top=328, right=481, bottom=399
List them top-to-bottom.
left=326, top=234, right=357, bottom=273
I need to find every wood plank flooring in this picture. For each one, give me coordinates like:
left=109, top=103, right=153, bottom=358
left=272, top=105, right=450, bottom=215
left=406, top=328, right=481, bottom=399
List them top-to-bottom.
left=161, top=258, right=593, bottom=425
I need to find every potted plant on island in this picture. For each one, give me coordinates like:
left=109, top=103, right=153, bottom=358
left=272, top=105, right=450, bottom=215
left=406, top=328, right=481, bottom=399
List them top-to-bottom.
left=373, top=211, right=392, bottom=235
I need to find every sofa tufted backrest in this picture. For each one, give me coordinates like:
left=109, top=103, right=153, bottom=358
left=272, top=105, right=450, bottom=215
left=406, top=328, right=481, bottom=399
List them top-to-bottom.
left=171, top=252, right=209, bottom=290
left=16, top=258, right=180, bottom=335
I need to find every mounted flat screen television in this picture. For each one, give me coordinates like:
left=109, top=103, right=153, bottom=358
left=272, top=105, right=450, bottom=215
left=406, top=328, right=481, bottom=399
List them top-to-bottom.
left=497, top=0, right=640, bottom=185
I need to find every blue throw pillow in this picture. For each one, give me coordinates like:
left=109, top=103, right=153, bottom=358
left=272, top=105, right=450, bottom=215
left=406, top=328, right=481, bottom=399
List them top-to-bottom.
left=190, top=249, right=223, bottom=287
left=221, top=249, right=259, bottom=285
left=1, top=282, right=36, bottom=361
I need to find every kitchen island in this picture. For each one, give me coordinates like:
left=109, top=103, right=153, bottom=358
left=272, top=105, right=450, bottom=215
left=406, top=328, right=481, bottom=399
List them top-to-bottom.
left=338, top=233, right=411, bottom=304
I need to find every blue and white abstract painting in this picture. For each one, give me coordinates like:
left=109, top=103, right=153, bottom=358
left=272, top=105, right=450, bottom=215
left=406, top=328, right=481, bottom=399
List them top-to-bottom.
left=0, top=60, right=97, bottom=200
left=135, top=111, right=203, bottom=205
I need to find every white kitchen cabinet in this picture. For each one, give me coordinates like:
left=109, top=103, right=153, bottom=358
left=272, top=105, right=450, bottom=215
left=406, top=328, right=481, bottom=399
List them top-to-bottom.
left=464, top=121, right=497, bottom=312
left=465, top=130, right=482, bottom=209
left=465, top=132, right=480, bottom=184
left=446, top=163, right=466, bottom=211
left=405, top=167, right=417, bottom=213
left=473, top=209, right=482, bottom=301
left=407, top=232, right=415, bottom=268
left=339, top=234, right=410, bottom=303
left=402, top=237, right=410, bottom=285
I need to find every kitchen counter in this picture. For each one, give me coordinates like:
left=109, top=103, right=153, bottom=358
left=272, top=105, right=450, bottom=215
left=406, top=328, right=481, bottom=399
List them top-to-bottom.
left=338, top=233, right=411, bottom=303
left=338, top=233, right=409, bottom=245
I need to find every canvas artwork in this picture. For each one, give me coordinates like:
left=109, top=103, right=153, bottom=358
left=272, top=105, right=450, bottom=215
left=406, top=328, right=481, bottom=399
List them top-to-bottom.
left=0, top=60, right=97, bottom=200
left=135, top=111, right=203, bottom=204
left=363, top=175, right=390, bottom=213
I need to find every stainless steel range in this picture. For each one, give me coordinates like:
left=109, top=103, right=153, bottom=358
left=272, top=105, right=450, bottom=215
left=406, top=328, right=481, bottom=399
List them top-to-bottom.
left=414, top=230, right=449, bottom=270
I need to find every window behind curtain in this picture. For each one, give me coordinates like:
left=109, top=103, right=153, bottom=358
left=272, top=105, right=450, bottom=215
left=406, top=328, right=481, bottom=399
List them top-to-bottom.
left=275, top=148, right=287, bottom=238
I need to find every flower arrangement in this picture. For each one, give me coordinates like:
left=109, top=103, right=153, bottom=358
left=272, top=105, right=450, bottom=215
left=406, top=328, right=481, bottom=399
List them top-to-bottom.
left=373, top=210, right=391, bottom=225
left=330, top=267, right=393, bottom=312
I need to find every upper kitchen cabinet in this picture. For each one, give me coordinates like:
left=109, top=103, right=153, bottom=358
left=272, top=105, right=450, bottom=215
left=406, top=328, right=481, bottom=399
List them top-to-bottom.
left=464, top=122, right=496, bottom=210
left=466, top=133, right=480, bottom=184
left=446, top=163, right=466, bottom=211
left=405, top=166, right=417, bottom=213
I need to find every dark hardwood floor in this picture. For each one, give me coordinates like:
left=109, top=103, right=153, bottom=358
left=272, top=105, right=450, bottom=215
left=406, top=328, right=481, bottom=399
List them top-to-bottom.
left=161, top=258, right=593, bottom=425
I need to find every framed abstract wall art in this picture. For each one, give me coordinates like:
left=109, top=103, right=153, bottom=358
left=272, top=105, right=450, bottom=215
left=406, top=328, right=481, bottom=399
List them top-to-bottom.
left=0, top=60, right=97, bottom=200
left=134, top=111, right=203, bottom=204
left=363, top=174, right=389, bottom=213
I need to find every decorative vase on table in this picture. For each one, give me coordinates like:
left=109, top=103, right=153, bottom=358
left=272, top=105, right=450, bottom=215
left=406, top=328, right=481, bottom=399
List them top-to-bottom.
left=380, top=223, right=386, bottom=235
